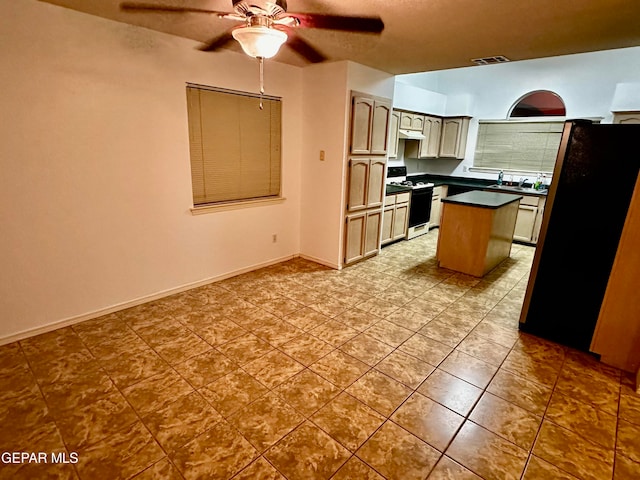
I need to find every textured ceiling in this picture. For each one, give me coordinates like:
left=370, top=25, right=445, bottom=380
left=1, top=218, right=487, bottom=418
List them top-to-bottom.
left=38, top=0, right=640, bottom=74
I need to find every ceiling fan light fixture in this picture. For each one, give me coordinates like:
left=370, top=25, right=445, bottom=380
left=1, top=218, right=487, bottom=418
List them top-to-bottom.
left=232, top=26, right=287, bottom=59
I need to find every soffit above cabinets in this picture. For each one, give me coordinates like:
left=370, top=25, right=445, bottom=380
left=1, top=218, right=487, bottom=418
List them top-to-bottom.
left=39, top=0, right=640, bottom=74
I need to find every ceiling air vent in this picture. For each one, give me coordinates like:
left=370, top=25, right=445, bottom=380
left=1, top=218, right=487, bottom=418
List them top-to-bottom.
left=471, top=55, right=510, bottom=66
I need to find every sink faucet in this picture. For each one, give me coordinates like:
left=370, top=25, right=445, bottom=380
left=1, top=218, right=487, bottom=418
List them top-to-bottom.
left=518, top=177, right=529, bottom=188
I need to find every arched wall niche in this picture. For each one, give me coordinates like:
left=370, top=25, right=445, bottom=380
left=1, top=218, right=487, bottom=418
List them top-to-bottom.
left=509, top=90, right=566, bottom=118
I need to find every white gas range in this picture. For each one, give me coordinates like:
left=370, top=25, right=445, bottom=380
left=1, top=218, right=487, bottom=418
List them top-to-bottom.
left=386, top=166, right=435, bottom=239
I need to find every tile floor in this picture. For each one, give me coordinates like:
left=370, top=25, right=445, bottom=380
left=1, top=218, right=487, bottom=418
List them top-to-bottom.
left=1, top=233, right=639, bottom=480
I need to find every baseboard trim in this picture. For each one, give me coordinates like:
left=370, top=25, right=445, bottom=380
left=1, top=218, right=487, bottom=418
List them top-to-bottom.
left=0, top=254, right=298, bottom=346
left=298, top=254, right=341, bottom=270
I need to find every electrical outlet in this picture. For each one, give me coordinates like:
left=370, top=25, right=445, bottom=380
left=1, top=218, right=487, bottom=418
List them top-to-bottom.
left=463, top=165, right=468, bottom=172
left=272, top=234, right=277, bottom=243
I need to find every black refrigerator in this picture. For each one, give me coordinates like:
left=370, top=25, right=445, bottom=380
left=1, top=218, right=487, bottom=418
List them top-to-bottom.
left=519, top=120, right=640, bottom=351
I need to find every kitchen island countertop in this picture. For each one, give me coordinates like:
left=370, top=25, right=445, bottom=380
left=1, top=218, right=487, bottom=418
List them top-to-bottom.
left=442, top=190, right=523, bottom=209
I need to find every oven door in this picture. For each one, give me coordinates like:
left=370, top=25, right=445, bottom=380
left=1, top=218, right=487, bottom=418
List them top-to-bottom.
left=408, top=187, right=434, bottom=228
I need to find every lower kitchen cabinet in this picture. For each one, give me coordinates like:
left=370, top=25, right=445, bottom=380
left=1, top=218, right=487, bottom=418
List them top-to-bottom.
left=429, top=185, right=447, bottom=228
left=381, top=193, right=410, bottom=245
left=513, top=195, right=546, bottom=244
left=393, top=202, right=409, bottom=240
left=513, top=203, right=537, bottom=243
left=381, top=206, right=394, bottom=244
left=345, top=209, right=382, bottom=264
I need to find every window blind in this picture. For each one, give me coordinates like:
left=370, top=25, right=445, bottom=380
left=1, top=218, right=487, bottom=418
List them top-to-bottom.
left=186, top=85, right=282, bottom=206
left=474, top=121, right=563, bottom=173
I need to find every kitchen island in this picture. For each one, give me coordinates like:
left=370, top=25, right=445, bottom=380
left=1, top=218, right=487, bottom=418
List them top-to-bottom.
left=437, top=191, right=522, bottom=277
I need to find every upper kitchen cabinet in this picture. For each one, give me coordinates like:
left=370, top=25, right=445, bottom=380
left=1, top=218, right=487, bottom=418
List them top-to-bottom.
left=350, top=94, right=391, bottom=155
left=351, top=96, right=374, bottom=154
left=397, top=109, right=472, bottom=160
left=388, top=110, right=401, bottom=158
left=613, top=111, right=640, bottom=124
left=399, top=112, right=425, bottom=131
left=405, top=114, right=443, bottom=159
left=421, top=116, right=443, bottom=158
left=439, top=117, right=471, bottom=159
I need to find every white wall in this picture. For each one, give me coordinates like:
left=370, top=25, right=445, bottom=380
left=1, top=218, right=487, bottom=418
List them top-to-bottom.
left=0, top=0, right=304, bottom=342
left=396, top=47, right=640, bottom=178
left=298, top=61, right=395, bottom=268
left=299, top=62, right=349, bottom=268
left=347, top=62, right=396, bottom=100
left=394, top=82, right=446, bottom=115
left=610, top=83, right=640, bottom=111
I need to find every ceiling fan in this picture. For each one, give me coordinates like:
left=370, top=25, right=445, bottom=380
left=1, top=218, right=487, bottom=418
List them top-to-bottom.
left=119, top=1, right=385, bottom=63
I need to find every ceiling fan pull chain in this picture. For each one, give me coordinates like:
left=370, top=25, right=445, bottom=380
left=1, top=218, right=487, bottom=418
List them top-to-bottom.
left=259, top=57, right=265, bottom=110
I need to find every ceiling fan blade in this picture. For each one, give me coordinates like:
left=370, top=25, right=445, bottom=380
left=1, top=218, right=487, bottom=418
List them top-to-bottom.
left=120, top=2, right=229, bottom=16
left=288, top=13, right=384, bottom=33
left=199, top=30, right=236, bottom=52
left=284, top=31, right=326, bottom=63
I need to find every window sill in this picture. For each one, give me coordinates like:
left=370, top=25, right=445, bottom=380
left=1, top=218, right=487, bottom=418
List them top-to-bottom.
left=190, top=196, right=286, bottom=215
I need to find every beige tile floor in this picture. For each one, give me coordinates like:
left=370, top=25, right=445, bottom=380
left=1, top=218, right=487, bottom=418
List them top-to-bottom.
left=1, top=233, right=639, bottom=480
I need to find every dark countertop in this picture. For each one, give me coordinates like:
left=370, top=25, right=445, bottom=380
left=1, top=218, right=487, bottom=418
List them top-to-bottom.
left=407, top=173, right=548, bottom=196
left=408, top=173, right=495, bottom=189
left=385, top=184, right=413, bottom=195
left=442, top=190, right=523, bottom=209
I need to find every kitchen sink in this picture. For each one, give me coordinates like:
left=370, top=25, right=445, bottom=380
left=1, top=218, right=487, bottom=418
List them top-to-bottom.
left=487, top=184, right=547, bottom=195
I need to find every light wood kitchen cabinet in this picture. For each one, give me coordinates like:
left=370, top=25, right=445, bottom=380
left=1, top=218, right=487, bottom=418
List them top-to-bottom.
left=344, top=91, right=391, bottom=266
left=350, top=95, right=391, bottom=155
left=350, top=96, right=374, bottom=154
left=371, top=101, right=391, bottom=154
left=388, top=110, right=401, bottom=158
left=613, top=111, right=640, bottom=124
left=399, top=112, right=425, bottom=131
left=400, top=112, right=413, bottom=130
left=411, top=114, right=425, bottom=132
left=405, top=115, right=443, bottom=159
left=421, top=116, right=442, bottom=158
left=439, top=117, right=471, bottom=159
left=346, top=158, right=387, bottom=212
left=346, top=158, right=369, bottom=211
left=367, top=159, right=386, bottom=207
left=430, top=185, right=447, bottom=228
left=381, top=192, right=410, bottom=245
left=512, top=195, right=546, bottom=244
left=393, top=201, right=409, bottom=240
left=513, top=204, right=538, bottom=243
left=381, top=205, right=395, bottom=244
left=345, top=210, right=382, bottom=264
left=364, top=210, right=383, bottom=256
left=345, top=212, right=367, bottom=264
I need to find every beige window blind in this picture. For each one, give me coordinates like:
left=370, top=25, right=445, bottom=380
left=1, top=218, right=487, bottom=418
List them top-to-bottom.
left=186, top=85, right=282, bottom=206
left=474, top=121, right=563, bottom=173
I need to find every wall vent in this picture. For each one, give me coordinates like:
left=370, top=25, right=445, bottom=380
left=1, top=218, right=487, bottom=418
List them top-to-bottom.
left=471, top=55, right=510, bottom=65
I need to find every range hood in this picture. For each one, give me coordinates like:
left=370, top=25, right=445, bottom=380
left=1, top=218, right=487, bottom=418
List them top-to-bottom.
left=398, top=129, right=425, bottom=140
